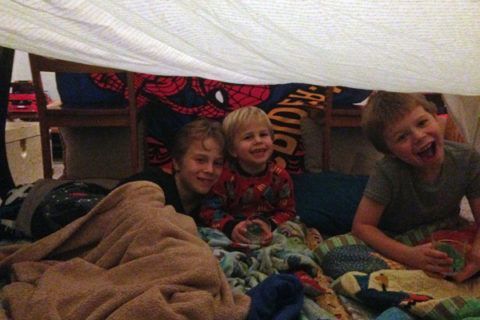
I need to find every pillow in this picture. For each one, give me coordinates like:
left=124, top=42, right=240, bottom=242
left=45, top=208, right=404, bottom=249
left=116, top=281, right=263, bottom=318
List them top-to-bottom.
left=292, top=171, right=368, bottom=236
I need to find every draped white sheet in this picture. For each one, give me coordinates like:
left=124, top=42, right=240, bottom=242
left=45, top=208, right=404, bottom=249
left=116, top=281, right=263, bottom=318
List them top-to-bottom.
left=1, top=1, right=480, bottom=140
left=2, top=1, right=479, bottom=94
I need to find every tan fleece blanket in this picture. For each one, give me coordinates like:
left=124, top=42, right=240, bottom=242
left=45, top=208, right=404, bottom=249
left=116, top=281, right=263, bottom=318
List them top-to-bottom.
left=0, top=181, right=250, bottom=320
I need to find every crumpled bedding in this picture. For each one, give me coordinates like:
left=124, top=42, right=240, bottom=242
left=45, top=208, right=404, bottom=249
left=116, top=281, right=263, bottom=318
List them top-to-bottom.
left=0, top=179, right=357, bottom=320
left=0, top=181, right=250, bottom=320
left=315, top=217, right=480, bottom=319
left=199, top=220, right=350, bottom=319
left=333, top=269, right=480, bottom=320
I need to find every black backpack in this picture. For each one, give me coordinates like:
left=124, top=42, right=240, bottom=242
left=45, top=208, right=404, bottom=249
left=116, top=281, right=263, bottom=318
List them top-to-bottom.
left=31, top=182, right=109, bottom=239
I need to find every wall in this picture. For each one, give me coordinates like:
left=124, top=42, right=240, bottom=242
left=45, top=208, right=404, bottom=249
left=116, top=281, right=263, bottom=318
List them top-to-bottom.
left=12, top=51, right=59, bottom=100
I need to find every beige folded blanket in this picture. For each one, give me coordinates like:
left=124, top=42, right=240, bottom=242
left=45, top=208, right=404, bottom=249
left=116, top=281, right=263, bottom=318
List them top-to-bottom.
left=0, top=181, right=250, bottom=320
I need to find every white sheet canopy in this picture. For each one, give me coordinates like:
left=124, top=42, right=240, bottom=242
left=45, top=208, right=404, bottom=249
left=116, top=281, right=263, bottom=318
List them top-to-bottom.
left=1, top=1, right=480, bottom=143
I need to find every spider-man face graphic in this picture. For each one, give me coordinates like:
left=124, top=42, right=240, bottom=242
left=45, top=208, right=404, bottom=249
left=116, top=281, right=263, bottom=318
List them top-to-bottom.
left=91, top=73, right=271, bottom=169
left=91, top=73, right=270, bottom=117
left=137, top=75, right=271, bottom=118
left=137, top=75, right=271, bottom=170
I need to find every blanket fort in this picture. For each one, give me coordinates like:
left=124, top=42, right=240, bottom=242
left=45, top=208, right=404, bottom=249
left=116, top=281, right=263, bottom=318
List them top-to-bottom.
left=1, top=1, right=479, bottom=94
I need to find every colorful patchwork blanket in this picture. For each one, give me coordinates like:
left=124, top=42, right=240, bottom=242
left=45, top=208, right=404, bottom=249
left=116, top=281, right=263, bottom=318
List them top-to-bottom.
left=314, top=217, right=480, bottom=319
left=199, top=220, right=350, bottom=320
left=333, top=270, right=480, bottom=320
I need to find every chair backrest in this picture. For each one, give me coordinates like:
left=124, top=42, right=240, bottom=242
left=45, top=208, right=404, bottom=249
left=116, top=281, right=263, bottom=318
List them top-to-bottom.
left=28, top=53, right=140, bottom=178
left=29, top=54, right=136, bottom=114
left=307, top=87, right=364, bottom=171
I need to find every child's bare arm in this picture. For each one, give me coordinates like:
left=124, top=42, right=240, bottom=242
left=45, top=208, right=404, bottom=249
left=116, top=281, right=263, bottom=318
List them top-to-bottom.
left=352, top=196, right=451, bottom=274
left=352, top=196, right=411, bottom=263
left=453, top=197, right=480, bottom=282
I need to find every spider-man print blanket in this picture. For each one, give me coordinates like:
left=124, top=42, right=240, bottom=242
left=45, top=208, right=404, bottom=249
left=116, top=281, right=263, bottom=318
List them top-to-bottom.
left=56, top=72, right=371, bottom=173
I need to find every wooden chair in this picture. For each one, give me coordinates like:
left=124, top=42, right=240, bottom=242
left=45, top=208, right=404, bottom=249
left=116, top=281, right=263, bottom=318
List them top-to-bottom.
left=29, top=54, right=140, bottom=178
left=314, top=87, right=364, bottom=171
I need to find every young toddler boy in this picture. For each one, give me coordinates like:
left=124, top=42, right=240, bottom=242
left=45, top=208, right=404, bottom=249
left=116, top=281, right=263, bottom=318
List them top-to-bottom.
left=352, top=91, right=480, bottom=282
left=200, top=106, right=296, bottom=245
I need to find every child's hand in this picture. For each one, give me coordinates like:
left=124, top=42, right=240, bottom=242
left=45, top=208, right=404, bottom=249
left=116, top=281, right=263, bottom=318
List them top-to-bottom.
left=231, top=219, right=273, bottom=245
left=249, top=219, right=273, bottom=245
left=231, top=221, right=251, bottom=244
left=407, top=242, right=453, bottom=276
left=451, top=248, right=480, bottom=282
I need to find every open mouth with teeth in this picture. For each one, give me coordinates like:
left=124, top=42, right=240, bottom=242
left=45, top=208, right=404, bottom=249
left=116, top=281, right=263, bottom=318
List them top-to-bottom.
left=417, top=142, right=437, bottom=160
left=251, top=148, right=267, bottom=156
left=196, top=177, right=216, bottom=191
left=198, top=177, right=214, bottom=184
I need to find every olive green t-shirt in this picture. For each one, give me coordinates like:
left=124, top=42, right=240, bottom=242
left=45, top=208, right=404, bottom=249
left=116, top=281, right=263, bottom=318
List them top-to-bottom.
left=364, top=141, right=480, bottom=234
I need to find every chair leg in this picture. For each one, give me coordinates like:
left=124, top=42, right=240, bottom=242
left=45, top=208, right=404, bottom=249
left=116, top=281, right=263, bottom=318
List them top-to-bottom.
left=322, top=87, right=333, bottom=171
left=322, top=123, right=331, bottom=171
left=40, top=125, right=53, bottom=178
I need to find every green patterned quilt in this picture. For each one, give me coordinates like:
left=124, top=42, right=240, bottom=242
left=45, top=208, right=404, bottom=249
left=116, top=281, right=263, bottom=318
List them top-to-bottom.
left=314, top=216, right=480, bottom=319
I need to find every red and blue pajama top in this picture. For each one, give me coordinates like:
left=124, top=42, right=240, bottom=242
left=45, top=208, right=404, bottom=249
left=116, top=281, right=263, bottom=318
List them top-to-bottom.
left=200, top=161, right=296, bottom=237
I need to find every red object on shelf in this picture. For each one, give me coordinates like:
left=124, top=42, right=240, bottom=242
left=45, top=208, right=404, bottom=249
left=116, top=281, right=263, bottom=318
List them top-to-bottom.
left=8, top=80, right=51, bottom=114
left=8, top=80, right=37, bottom=113
left=8, top=92, right=37, bottom=113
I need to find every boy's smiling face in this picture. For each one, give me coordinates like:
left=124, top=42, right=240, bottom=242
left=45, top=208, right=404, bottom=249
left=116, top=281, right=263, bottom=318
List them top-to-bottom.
left=384, top=105, right=444, bottom=173
left=231, top=121, right=273, bottom=175
left=174, top=137, right=224, bottom=196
